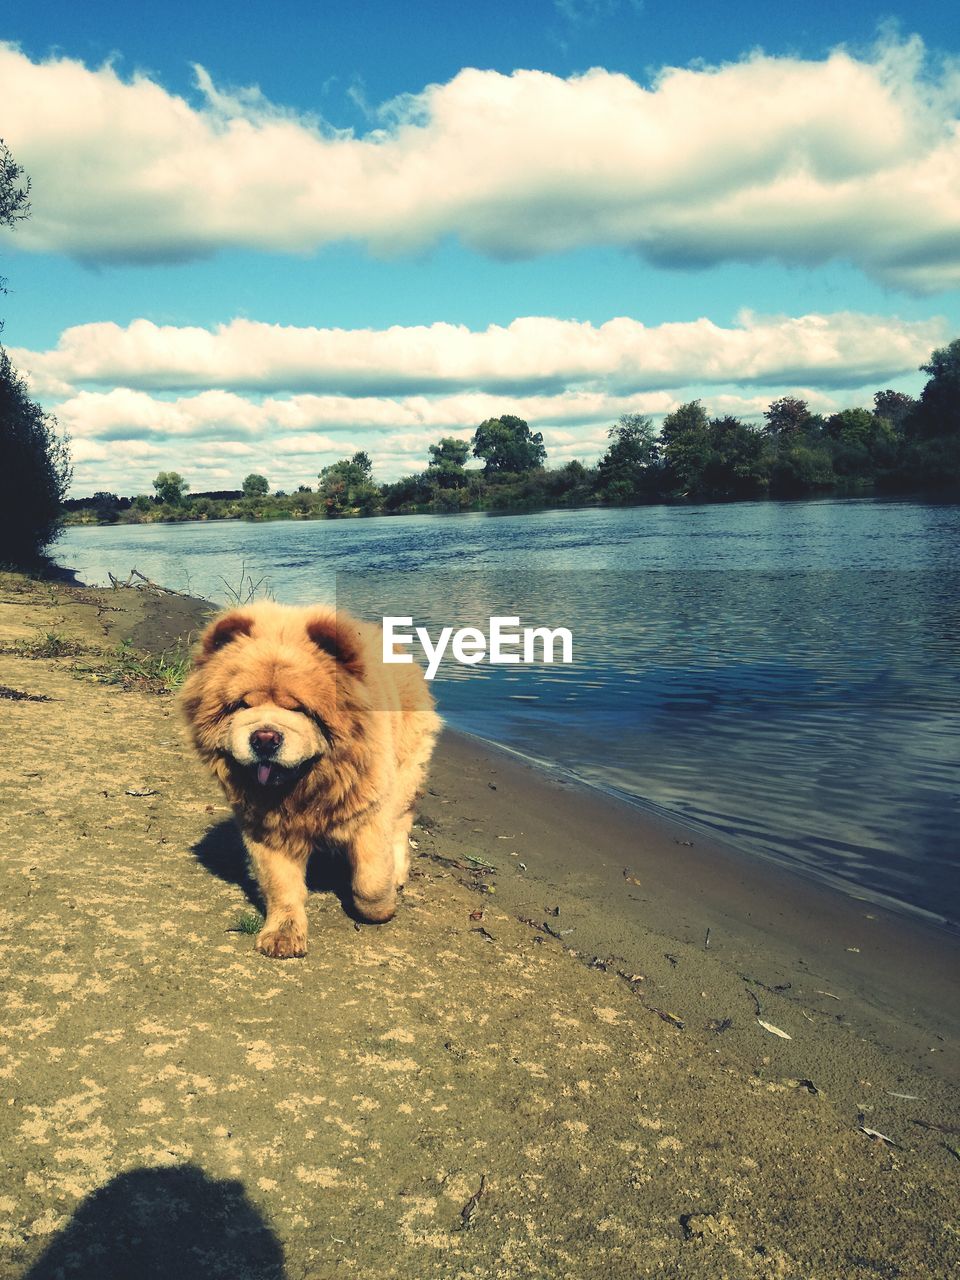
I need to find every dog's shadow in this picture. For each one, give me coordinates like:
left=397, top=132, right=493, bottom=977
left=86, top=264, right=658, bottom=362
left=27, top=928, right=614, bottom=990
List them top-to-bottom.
left=191, top=819, right=360, bottom=918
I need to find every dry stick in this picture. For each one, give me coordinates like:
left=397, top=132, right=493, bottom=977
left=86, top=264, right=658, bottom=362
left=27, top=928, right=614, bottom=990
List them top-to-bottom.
left=459, top=1174, right=487, bottom=1229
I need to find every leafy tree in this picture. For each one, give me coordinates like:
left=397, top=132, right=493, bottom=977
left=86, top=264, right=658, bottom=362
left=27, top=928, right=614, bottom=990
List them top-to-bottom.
left=1, top=139, right=31, bottom=299
left=0, top=140, right=29, bottom=225
left=913, top=338, right=960, bottom=439
left=893, top=341, right=960, bottom=489
left=0, top=349, right=72, bottom=563
left=873, top=390, right=915, bottom=431
left=763, top=396, right=816, bottom=441
left=659, top=400, right=711, bottom=496
left=824, top=407, right=877, bottom=447
left=596, top=414, right=660, bottom=502
left=472, top=415, right=546, bottom=475
left=702, top=416, right=770, bottom=498
left=427, top=437, right=471, bottom=488
left=769, top=445, right=835, bottom=496
left=351, top=451, right=374, bottom=479
left=318, top=452, right=381, bottom=515
left=153, top=472, right=189, bottom=505
left=242, top=472, right=270, bottom=497
left=382, top=472, right=432, bottom=513
left=91, top=491, right=122, bottom=523
left=132, top=494, right=153, bottom=513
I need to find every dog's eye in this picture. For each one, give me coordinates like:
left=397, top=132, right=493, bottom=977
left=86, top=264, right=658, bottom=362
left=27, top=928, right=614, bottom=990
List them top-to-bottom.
left=226, top=698, right=249, bottom=714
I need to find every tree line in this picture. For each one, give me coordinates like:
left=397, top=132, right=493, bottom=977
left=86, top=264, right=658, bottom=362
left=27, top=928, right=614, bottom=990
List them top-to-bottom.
left=64, top=344, right=960, bottom=527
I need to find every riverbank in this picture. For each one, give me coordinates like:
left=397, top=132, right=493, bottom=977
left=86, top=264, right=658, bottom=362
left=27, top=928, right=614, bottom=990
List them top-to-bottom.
left=1, top=568, right=958, bottom=1279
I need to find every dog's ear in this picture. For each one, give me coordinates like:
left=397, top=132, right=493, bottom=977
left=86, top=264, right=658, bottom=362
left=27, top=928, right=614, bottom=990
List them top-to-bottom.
left=201, top=610, right=254, bottom=656
left=306, top=613, right=364, bottom=678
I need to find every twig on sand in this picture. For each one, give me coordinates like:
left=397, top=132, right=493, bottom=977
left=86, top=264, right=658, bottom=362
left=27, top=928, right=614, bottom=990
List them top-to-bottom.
left=108, top=568, right=176, bottom=595
left=0, top=685, right=51, bottom=702
left=462, top=853, right=497, bottom=870
left=912, top=1117, right=960, bottom=1136
left=859, top=1126, right=900, bottom=1148
left=459, top=1174, right=487, bottom=1229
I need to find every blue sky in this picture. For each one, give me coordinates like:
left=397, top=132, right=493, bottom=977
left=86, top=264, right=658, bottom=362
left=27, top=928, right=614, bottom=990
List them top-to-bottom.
left=1, top=1, right=959, bottom=493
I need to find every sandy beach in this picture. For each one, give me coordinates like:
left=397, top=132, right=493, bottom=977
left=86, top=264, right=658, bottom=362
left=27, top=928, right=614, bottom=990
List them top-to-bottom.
left=0, top=568, right=958, bottom=1279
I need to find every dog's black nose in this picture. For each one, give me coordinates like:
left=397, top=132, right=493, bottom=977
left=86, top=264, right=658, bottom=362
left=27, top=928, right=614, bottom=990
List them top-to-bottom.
left=250, top=729, right=282, bottom=758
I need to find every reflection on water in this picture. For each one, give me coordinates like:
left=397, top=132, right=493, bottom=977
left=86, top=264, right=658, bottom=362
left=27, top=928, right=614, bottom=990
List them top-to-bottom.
left=58, top=498, right=960, bottom=928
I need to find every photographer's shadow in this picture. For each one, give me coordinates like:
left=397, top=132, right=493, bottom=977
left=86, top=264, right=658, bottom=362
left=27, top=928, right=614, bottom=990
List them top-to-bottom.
left=191, top=818, right=355, bottom=916
left=23, top=1164, right=286, bottom=1279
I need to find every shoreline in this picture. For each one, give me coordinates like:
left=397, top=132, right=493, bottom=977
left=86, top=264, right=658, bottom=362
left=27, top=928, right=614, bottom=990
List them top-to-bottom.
left=55, top=564, right=960, bottom=1059
left=77, top=569, right=959, bottom=1074
left=451, top=727, right=960, bottom=937
left=431, top=729, right=960, bottom=1072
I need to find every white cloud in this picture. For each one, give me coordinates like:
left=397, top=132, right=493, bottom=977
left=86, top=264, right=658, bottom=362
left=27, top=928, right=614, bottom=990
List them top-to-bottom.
left=1, top=38, right=959, bottom=289
left=14, top=311, right=942, bottom=399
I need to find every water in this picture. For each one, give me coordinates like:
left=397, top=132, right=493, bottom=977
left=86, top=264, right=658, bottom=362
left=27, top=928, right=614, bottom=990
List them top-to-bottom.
left=56, top=498, right=960, bottom=929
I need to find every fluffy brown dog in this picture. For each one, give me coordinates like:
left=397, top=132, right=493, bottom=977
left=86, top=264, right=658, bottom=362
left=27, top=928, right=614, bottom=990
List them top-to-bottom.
left=180, top=602, right=440, bottom=958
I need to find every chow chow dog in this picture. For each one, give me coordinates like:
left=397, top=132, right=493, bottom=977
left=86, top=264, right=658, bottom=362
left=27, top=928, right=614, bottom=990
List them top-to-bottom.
left=180, top=602, right=440, bottom=958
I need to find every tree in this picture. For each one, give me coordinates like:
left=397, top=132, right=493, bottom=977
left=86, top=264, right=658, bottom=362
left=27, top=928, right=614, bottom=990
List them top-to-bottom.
left=1, top=139, right=31, bottom=299
left=0, top=140, right=29, bottom=225
left=913, top=339, right=960, bottom=439
left=0, top=349, right=72, bottom=563
left=873, top=390, right=915, bottom=431
left=762, top=396, right=815, bottom=441
left=659, top=400, right=712, bottom=496
left=824, top=407, right=878, bottom=447
left=596, top=414, right=660, bottom=502
left=472, top=415, right=546, bottom=475
left=702, top=416, right=770, bottom=498
left=427, top=437, right=470, bottom=488
left=769, top=444, right=835, bottom=496
left=347, top=451, right=373, bottom=481
left=317, top=452, right=381, bottom=515
left=153, top=472, right=189, bottom=505
left=382, top=472, right=432, bottom=513
left=242, top=473, right=270, bottom=497
left=91, top=491, right=122, bottom=523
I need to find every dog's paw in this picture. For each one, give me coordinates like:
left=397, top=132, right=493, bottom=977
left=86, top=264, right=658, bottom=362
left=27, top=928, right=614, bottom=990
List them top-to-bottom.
left=256, top=918, right=308, bottom=959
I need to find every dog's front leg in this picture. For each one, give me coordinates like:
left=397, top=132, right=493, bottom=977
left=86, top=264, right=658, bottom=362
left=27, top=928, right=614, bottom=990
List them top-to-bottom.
left=347, top=814, right=398, bottom=923
left=244, top=836, right=309, bottom=958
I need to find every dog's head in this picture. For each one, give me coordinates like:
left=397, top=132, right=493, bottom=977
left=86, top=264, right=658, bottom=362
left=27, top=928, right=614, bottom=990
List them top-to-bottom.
left=180, top=603, right=367, bottom=792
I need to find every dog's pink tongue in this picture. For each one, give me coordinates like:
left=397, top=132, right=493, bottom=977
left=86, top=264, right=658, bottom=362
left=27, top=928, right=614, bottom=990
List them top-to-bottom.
left=257, top=764, right=272, bottom=786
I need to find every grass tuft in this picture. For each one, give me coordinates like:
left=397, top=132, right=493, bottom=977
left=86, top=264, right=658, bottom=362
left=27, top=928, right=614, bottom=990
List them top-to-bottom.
left=12, top=631, right=90, bottom=659
left=93, top=639, right=192, bottom=694
left=232, top=910, right=265, bottom=935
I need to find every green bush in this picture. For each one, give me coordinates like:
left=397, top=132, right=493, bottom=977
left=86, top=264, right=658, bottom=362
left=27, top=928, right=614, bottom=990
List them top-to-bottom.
left=0, top=349, right=71, bottom=564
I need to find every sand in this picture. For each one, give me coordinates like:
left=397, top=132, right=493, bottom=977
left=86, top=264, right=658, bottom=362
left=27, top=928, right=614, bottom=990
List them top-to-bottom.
left=0, top=568, right=958, bottom=1279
